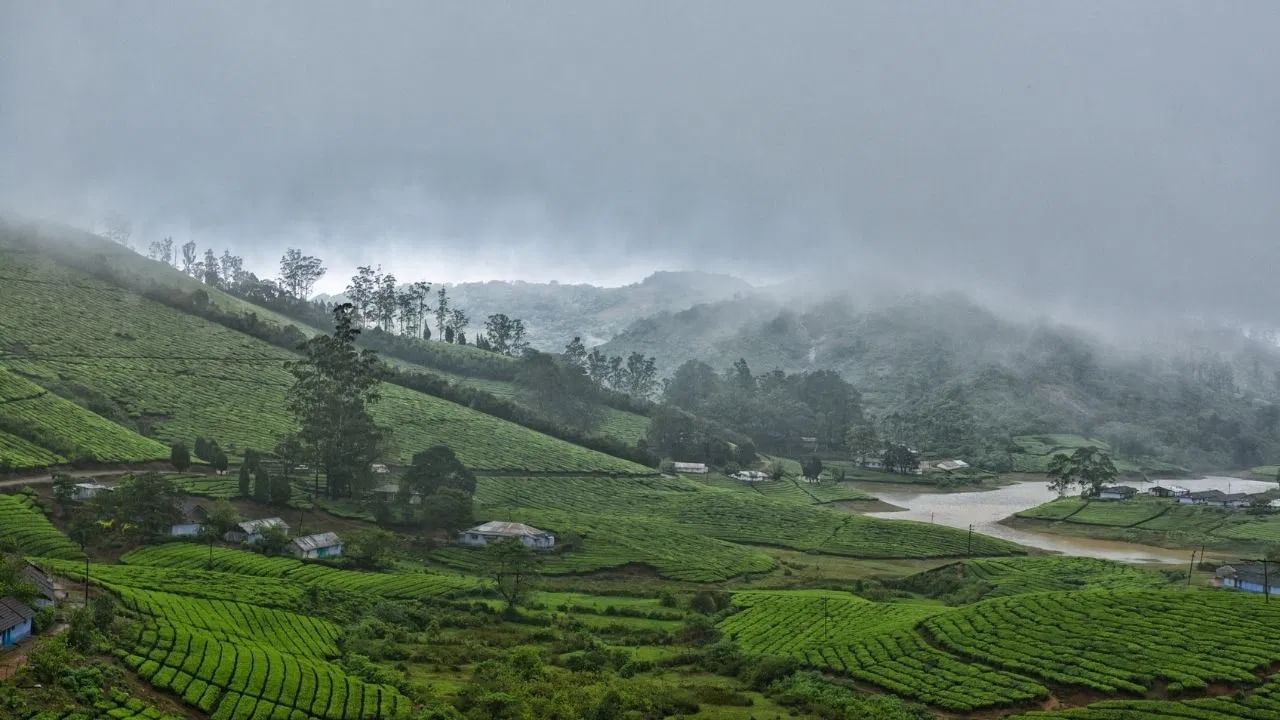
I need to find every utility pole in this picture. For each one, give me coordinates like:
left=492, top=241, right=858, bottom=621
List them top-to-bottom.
left=967, top=524, right=974, bottom=556
left=1187, top=549, right=1196, bottom=588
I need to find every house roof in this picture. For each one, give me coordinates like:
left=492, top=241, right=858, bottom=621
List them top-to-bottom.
left=935, top=460, right=970, bottom=471
left=673, top=461, right=707, bottom=468
left=74, top=482, right=110, bottom=490
left=372, top=482, right=400, bottom=494
left=1100, top=485, right=1137, bottom=495
left=1189, top=490, right=1226, bottom=500
left=1219, top=493, right=1257, bottom=503
left=179, top=500, right=208, bottom=522
left=237, top=517, right=288, bottom=533
left=467, top=521, right=552, bottom=538
left=292, top=532, right=341, bottom=552
left=1217, top=563, right=1275, bottom=585
left=21, top=564, right=55, bottom=600
left=0, top=596, right=34, bottom=629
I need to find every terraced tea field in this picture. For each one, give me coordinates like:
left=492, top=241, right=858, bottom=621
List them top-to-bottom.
left=0, top=247, right=649, bottom=475
left=0, top=367, right=168, bottom=469
left=0, top=492, right=83, bottom=558
left=119, top=543, right=481, bottom=598
left=951, top=556, right=1168, bottom=596
left=723, top=586, right=1280, bottom=712
left=926, top=589, right=1280, bottom=693
left=719, top=590, right=1048, bottom=710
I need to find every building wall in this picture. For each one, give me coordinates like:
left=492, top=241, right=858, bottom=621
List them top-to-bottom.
left=171, top=523, right=203, bottom=537
left=1, top=619, right=31, bottom=648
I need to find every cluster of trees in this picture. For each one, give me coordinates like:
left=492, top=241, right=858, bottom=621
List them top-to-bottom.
left=345, top=265, right=434, bottom=337
left=563, top=337, right=659, bottom=399
left=662, top=358, right=863, bottom=453
left=647, top=404, right=755, bottom=467
left=378, top=446, right=476, bottom=532
left=237, top=449, right=294, bottom=506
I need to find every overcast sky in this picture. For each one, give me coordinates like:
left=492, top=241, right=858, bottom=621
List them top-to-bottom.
left=2, top=2, right=1278, bottom=323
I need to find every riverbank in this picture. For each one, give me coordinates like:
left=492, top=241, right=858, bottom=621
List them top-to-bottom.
left=846, top=475, right=1272, bottom=564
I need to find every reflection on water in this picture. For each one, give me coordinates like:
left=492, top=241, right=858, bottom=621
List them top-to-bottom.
left=856, top=476, right=1274, bottom=564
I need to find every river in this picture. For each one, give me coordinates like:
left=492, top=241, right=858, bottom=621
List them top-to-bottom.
left=854, top=475, right=1276, bottom=564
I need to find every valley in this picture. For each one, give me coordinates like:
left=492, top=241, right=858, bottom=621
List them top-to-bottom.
left=2, top=224, right=1279, bottom=720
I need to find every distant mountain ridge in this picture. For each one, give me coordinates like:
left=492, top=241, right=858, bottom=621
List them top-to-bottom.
left=321, top=270, right=755, bottom=350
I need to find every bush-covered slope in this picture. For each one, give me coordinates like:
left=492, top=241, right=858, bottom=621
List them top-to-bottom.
left=0, top=242, right=650, bottom=475
left=0, top=367, right=169, bottom=469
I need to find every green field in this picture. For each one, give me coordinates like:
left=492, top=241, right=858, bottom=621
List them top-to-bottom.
left=0, top=245, right=649, bottom=475
left=0, top=367, right=169, bottom=469
left=439, top=475, right=1020, bottom=581
left=0, top=492, right=83, bottom=558
left=1016, top=495, right=1280, bottom=550
left=117, top=543, right=481, bottom=599
left=954, top=556, right=1168, bottom=596
left=723, top=586, right=1280, bottom=711
left=926, top=589, right=1280, bottom=693
left=719, top=590, right=1048, bottom=710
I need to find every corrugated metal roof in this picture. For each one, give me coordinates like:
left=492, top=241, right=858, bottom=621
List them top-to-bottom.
left=238, top=517, right=288, bottom=533
left=467, top=521, right=551, bottom=538
left=292, top=532, right=341, bottom=552
left=21, top=564, right=55, bottom=600
left=0, top=596, right=34, bottom=629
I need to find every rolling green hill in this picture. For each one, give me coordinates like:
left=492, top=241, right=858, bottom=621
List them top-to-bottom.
left=0, top=236, right=650, bottom=475
left=0, top=366, right=169, bottom=469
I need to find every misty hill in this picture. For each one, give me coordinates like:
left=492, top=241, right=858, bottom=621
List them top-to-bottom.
left=0, top=220, right=650, bottom=476
left=435, top=271, right=754, bottom=350
left=601, top=292, right=1280, bottom=472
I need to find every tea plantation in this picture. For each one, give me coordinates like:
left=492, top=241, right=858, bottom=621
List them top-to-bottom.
left=0, top=246, right=648, bottom=475
left=0, top=367, right=168, bottom=469
left=721, top=586, right=1280, bottom=713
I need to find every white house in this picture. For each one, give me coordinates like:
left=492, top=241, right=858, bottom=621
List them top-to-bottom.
left=933, top=459, right=970, bottom=472
left=673, top=462, right=708, bottom=475
left=371, top=463, right=391, bottom=475
left=733, top=470, right=770, bottom=483
left=72, top=482, right=111, bottom=502
left=169, top=500, right=209, bottom=538
left=225, top=517, right=289, bottom=544
left=458, top=521, right=555, bottom=550
left=291, top=532, right=343, bottom=559
left=1216, top=564, right=1280, bottom=595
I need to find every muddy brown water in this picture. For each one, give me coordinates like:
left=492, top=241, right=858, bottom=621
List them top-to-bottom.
left=854, top=476, right=1276, bottom=564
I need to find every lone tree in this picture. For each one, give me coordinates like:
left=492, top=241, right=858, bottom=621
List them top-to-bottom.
left=285, top=303, right=385, bottom=498
left=170, top=442, right=191, bottom=472
left=1047, top=446, right=1118, bottom=497
left=199, top=502, right=240, bottom=568
left=484, top=539, right=541, bottom=612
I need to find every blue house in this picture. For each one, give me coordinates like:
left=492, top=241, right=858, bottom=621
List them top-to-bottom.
left=1216, top=564, right=1280, bottom=595
left=0, top=596, right=35, bottom=649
